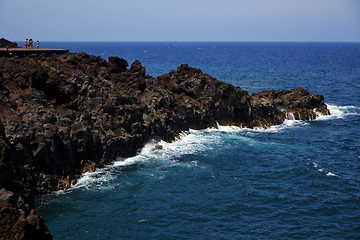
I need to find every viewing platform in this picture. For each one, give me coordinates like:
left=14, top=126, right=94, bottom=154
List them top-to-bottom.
left=0, top=48, right=69, bottom=57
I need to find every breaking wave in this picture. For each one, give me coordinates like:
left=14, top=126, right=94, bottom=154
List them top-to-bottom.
left=67, top=103, right=357, bottom=192
left=315, top=104, right=360, bottom=120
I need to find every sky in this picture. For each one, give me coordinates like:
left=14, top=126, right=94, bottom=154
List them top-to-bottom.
left=1, top=0, right=360, bottom=42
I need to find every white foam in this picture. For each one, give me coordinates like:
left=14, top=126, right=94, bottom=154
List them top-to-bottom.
left=315, top=104, right=360, bottom=121
left=68, top=105, right=355, bottom=192
left=286, top=112, right=296, bottom=120
left=199, top=119, right=307, bottom=135
left=206, top=119, right=307, bottom=135
left=250, top=119, right=308, bottom=133
left=201, top=123, right=243, bottom=133
left=215, top=123, right=243, bottom=132
left=68, top=131, right=218, bottom=191
left=156, top=132, right=217, bottom=157
left=112, top=157, right=141, bottom=167
left=311, top=162, right=340, bottom=178
left=312, top=162, right=320, bottom=169
left=71, top=167, right=117, bottom=190
left=326, top=172, right=339, bottom=177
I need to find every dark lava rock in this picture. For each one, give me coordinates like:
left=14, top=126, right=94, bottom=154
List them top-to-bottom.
left=0, top=38, right=20, bottom=48
left=0, top=46, right=330, bottom=238
left=0, top=53, right=330, bottom=193
left=108, top=56, right=128, bottom=73
left=130, top=60, right=146, bottom=77
left=251, top=87, right=329, bottom=120
left=0, top=122, right=52, bottom=240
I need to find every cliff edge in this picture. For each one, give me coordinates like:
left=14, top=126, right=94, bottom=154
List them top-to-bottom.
left=0, top=46, right=329, bottom=238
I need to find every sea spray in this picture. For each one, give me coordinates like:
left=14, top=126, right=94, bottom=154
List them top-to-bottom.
left=68, top=102, right=360, bottom=192
left=314, top=104, right=360, bottom=120
left=286, top=112, right=296, bottom=120
left=68, top=117, right=323, bottom=191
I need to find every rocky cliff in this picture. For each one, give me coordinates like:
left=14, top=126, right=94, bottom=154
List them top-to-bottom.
left=0, top=38, right=20, bottom=48
left=0, top=50, right=329, bottom=239
left=0, top=122, right=52, bottom=240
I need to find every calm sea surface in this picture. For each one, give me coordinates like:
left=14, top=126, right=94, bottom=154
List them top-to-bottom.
left=34, top=42, right=360, bottom=239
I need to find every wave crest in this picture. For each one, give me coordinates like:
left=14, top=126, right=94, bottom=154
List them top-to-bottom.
left=315, top=104, right=360, bottom=120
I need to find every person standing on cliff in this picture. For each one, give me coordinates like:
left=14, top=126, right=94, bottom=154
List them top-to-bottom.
left=25, top=39, right=28, bottom=49
left=36, top=41, right=39, bottom=49
left=6, top=46, right=12, bottom=55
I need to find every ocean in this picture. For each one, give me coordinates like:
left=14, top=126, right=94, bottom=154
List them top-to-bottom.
left=33, top=42, right=360, bottom=239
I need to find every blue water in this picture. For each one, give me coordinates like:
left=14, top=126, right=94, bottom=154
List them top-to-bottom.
left=35, top=42, right=360, bottom=239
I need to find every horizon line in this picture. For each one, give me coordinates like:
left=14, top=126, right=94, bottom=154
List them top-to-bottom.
left=12, top=40, right=360, bottom=43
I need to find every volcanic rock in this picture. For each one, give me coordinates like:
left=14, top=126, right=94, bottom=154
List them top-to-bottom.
left=0, top=38, right=20, bottom=48
left=0, top=44, right=330, bottom=238
left=0, top=52, right=330, bottom=193
left=108, top=56, right=128, bottom=73
left=0, top=122, right=52, bottom=240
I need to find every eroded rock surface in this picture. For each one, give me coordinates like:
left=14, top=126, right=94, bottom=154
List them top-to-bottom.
left=0, top=49, right=329, bottom=239
left=0, top=53, right=329, bottom=192
left=0, top=122, right=52, bottom=240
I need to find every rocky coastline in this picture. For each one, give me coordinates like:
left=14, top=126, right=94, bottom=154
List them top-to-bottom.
left=0, top=38, right=20, bottom=49
left=0, top=44, right=329, bottom=239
